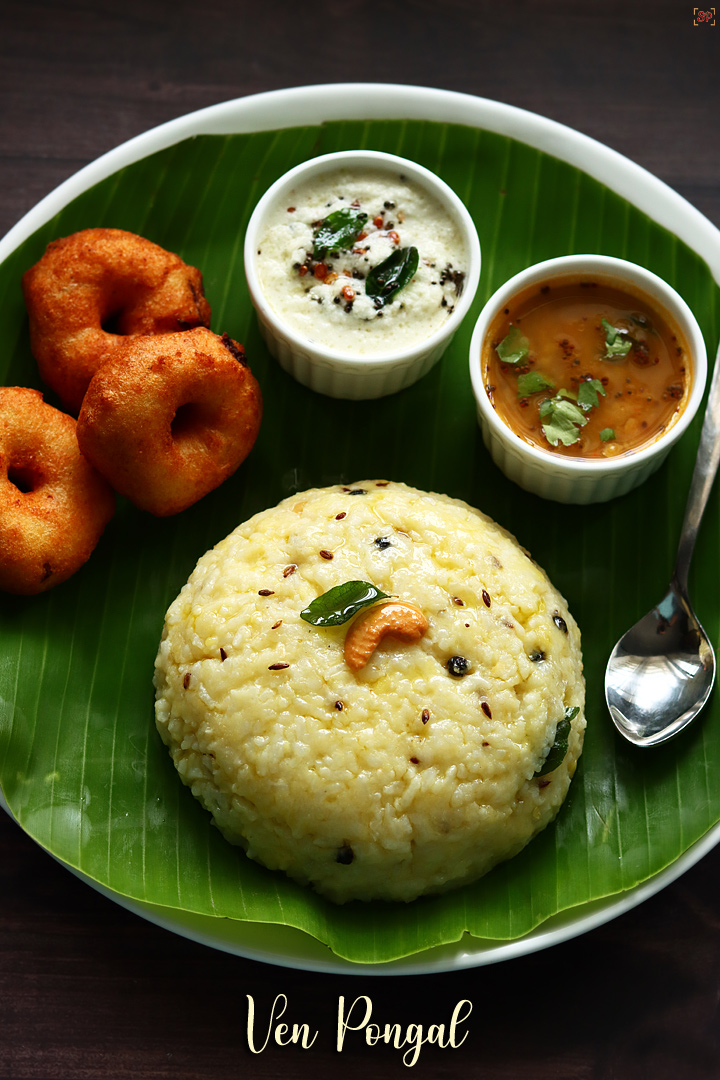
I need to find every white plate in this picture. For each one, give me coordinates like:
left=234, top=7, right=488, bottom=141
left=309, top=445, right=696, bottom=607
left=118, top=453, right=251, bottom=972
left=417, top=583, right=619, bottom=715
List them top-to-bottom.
left=3, top=83, right=720, bottom=975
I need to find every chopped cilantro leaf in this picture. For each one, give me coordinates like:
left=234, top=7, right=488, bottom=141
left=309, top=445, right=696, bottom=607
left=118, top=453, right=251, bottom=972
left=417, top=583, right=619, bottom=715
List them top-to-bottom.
left=601, top=317, right=632, bottom=359
left=496, top=325, right=530, bottom=366
left=517, top=371, right=555, bottom=398
left=577, top=378, right=606, bottom=411
left=539, top=394, right=588, bottom=447
left=600, top=428, right=616, bottom=442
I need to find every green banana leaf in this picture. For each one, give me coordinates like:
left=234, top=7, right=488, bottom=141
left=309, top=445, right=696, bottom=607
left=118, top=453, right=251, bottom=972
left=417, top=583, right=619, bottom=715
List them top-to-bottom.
left=1, top=120, right=719, bottom=965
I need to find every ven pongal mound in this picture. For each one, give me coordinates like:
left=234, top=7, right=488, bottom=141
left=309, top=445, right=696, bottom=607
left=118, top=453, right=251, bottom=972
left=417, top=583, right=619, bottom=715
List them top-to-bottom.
left=154, top=481, right=585, bottom=903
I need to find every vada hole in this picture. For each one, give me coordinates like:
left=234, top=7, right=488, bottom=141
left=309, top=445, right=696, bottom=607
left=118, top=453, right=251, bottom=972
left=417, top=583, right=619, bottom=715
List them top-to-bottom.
left=101, top=308, right=126, bottom=335
left=171, top=402, right=206, bottom=442
left=8, top=464, right=43, bottom=493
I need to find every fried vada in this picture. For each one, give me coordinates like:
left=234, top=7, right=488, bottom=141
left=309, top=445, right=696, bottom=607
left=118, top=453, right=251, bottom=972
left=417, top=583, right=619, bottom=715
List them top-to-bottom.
left=22, top=228, right=212, bottom=413
left=76, top=327, right=262, bottom=516
left=0, top=386, right=115, bottom=594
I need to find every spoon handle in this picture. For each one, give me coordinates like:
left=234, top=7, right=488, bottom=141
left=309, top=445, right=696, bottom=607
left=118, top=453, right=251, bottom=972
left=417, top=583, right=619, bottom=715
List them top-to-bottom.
left=675, top=340, right=720, bottom=593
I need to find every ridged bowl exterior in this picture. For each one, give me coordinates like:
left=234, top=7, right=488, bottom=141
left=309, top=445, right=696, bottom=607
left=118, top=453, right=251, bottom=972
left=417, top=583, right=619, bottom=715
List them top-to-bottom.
left=255, top=307, right=457, bottom=399
left=477, top=409, right=672, bottom=504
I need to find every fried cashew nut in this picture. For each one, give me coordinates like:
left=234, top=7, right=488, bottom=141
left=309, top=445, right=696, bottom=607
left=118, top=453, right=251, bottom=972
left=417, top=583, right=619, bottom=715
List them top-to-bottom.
left=344, top=600, right=429, bottom=671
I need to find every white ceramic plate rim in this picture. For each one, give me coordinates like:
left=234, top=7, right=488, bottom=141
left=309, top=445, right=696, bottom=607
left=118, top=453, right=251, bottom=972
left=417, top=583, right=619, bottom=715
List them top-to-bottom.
left=3, top=83, right=720, bottom=976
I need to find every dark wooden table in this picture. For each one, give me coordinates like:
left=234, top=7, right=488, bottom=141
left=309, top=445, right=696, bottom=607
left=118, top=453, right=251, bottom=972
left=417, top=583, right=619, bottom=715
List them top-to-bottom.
left=2, top=2, right=720, bottom=1077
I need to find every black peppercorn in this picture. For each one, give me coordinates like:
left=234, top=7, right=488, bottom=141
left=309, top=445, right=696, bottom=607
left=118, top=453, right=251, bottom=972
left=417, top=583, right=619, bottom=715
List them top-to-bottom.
left=447, top=655, right=470, bottom=677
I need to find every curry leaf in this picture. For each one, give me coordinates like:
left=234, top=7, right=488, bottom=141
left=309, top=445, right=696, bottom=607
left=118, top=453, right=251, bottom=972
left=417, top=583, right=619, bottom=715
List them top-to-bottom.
left=313, top=208, right=368, bottom=259
left=365, top=246, right=419, bottom=306
left=300, top=580, right=391, bottom=627
left=536, top=706, right=580, bottom=776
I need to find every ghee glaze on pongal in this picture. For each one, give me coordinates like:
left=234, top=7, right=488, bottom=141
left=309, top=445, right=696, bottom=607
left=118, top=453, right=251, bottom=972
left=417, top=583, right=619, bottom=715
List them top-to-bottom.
left=254, top=168, right=468, bottom=354
left=153, top=481, right=585, bottom=904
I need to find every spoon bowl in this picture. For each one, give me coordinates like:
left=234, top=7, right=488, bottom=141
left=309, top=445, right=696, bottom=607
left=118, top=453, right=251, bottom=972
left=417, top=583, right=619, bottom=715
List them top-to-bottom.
left=606, top=339, right=720, bottom=747
left=605, top=581, right=715, bottom=746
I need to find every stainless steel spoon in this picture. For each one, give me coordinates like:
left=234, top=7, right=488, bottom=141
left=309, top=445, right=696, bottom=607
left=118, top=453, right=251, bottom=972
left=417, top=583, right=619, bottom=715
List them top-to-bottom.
left=605, top=341, right=720, bottom=747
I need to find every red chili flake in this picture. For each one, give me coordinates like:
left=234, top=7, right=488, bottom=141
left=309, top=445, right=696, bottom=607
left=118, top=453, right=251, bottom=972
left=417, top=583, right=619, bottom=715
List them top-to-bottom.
left=373, top=215, right=384, bottom=228
left=356, top=230, right=367, bottom=240
left=387, top=230, right=400, bottom=245
left=314, top=262, right=329, bottom=280
left=341, top=285, right=355, bottom=302
left=335, top=512, right=347, bottom=520
left=319, top=550, right=333, bottom=560
left=283, top=564, right=297, bottom=577
left=258, top=589, right=274, bottom=596
left=482, top=589, right=491, bottom=608
left=453, top=597, right=465, bottom=606
left=271, top=620, right=282, bottom=629
left=220, top=648, right=227, bottom=661
left=268, top=662, right=290, bottom=670
left=183, top=673, right=191, bottom=689
left=335, top=700, right=344, bottom=711
left=481, top=701, right=492, bottom=719
left=421, top=709, right=430, bottom=724
left=410, top=756, right=420, bottom=764
left=538, top=779, right=551, bottom=788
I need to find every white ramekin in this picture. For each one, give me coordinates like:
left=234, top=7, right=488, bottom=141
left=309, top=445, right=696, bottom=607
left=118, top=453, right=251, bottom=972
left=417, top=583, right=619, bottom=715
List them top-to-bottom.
left=244, top=150, right=481, bottom=399
left=469, top=254, right=708, bottom=504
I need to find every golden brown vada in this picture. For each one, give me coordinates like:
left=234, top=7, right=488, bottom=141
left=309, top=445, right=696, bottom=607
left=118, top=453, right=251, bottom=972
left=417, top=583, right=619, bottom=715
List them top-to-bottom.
left=22, top=228, right=212, bottom=413
left=76, top=327, right=262, bottom=517
left=0, top=387, right=115, bottom=594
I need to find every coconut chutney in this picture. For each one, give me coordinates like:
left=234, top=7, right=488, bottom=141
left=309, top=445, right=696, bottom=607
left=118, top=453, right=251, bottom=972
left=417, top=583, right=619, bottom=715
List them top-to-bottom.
left=254, top=168, right=468, bottom=354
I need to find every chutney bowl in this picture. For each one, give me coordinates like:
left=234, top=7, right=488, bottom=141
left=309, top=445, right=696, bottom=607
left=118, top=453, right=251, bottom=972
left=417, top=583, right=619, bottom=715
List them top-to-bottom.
left=244, top=149, right=481, bottom=400
left=469, top=254, right=708, bottom=504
